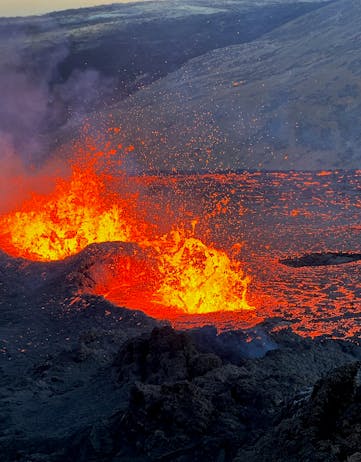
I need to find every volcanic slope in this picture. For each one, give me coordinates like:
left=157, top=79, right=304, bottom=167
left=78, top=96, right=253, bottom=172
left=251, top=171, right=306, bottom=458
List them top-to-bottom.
left=0, top=0, right=329, bottom=97
left=0, top=0, right=330, bottom=164
left=110, top=0, right=361, bottom=172
left=3, top=244, right=361, bottom=461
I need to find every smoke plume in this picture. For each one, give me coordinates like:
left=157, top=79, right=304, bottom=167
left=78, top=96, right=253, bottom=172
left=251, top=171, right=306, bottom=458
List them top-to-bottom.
left=0, top=16, right=115, bottom=211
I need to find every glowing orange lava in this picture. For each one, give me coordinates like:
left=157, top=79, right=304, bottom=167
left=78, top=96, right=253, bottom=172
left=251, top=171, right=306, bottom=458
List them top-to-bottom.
left=0, top=145, right=254, bottom=320
left=6, top=150, right=361, bottom=339
left=0, top=164, right=138, bottom=261
left=89, top=224, right=254, bottom=318
left=151, top=224, right=253, bottom=314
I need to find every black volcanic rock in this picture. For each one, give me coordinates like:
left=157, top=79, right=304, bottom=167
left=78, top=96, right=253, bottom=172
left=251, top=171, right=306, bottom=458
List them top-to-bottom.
left=3, top=244, right=361, bottom=461
left=280, top=252, right=361, bottom=267
left=3, top=306, right=361, bottom=461
left=114, top=326, right=222, bottom=384
left=54, top=328, right=361, bottom=462
left=235, top=362, right=361, bottom=462
left=305, top=362, right=360, bottom=437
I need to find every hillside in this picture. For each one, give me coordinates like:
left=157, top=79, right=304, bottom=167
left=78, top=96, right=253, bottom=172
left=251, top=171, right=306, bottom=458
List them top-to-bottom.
left=0, top=0, right=329, bottom=165
left=110, top=0, right=361, bottom=171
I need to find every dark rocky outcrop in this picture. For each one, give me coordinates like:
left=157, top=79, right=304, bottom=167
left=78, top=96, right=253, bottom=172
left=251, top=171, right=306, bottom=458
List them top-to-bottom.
left=280, top=252, right=361, bottom=267
left=3, top=294, right=361, bottom=462
left=114, top=326, right=222, bottom=384
left=56, top=329, right=361, bottom=462
left=236, top=362, right=361, bottom=462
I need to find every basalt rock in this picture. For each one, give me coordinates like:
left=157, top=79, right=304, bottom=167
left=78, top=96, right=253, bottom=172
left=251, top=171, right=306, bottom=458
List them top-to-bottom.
left=280, top=253, right=361, bottom=268
left=4, top=304, right=361, bottom=462
left=113, top=326, right=222, bottom=384
left=236, top=362, right=361, bottom=462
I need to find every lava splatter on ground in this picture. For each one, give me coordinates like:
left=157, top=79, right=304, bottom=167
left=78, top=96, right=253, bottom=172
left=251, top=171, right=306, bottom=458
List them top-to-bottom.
left=0, top=139, right=253, bottom=324
left=1, top=142, right=361, bottom=340
left=139, top=170, right=361, bottom=338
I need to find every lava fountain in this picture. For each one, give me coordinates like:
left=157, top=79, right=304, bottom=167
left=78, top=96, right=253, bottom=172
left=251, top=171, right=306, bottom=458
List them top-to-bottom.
left=0, top=139, right=254, bottom=322
left=0, top=164, right=138, bottom=261
left=152, top=223, right=252, bottom=314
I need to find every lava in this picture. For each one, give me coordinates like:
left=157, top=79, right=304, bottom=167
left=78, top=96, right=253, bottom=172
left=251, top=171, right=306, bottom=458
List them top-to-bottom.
left=0, top=142, right=254, bottom=320
left=2, top=147, right=361, bottom=338
left=0, top=164, right=138, bottom=261
left=90, top=223, right=254, bottom=319
left=152, top=224, right=252, bottom=314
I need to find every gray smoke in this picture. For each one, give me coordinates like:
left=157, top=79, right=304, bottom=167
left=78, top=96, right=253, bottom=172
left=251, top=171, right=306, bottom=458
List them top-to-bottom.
left=0, top=16, right=115, bottom=211
left=0, top=16, right=114, bottom=163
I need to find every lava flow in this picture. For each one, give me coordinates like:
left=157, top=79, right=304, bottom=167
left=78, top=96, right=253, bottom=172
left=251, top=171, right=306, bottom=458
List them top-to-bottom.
left=0, top=144, right=254, bottom=322
left=90, top=223, right=254, bottom=320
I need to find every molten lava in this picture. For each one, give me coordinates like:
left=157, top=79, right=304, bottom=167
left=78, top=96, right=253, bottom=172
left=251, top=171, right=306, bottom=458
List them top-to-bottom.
left=0, top=146, right=254, bottom=321
left=3, top=159, right=361, bottom=338
left=0, top=165, right=137, bottom=261
left=152, top=226, right=252, bottom=314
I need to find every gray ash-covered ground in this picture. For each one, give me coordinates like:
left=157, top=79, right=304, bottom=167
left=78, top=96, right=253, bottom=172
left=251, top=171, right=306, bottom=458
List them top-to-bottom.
left=0, top=0, right=327, bottom=167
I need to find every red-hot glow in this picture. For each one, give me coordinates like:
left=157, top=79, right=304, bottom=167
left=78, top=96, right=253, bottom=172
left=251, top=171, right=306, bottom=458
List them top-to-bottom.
left=2, top=140, right=358, bottom=339
left=0, top=142, right=254, bottom=319
left=0, top=165, right=137, bottom=261
left=151, top=223, right=252, bottom=314
left=89, top=225, right=254, bottom=320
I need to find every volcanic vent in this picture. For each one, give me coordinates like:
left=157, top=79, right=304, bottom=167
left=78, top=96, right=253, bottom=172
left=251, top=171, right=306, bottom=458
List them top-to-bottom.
left=3, top=134, right=361, bottom=338
left=0, top=136, right=255, bottom=327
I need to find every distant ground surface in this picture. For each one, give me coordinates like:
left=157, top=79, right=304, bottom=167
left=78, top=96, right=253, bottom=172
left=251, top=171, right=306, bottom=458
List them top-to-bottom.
left=0, top=0, right=332, bottom=167
left=3, top=0, right=361, bottom=171
left=111, top=0, right=361, bottom=172
left=0, top=1, right=325, bottom=94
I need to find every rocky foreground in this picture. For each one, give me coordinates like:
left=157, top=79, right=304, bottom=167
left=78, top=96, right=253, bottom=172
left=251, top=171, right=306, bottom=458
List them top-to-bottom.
left=1, top=245, right=361, bottom=461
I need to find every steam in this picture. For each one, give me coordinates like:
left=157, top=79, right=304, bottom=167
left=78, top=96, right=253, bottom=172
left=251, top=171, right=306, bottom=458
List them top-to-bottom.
left=0, top=16, right=115, bottom=212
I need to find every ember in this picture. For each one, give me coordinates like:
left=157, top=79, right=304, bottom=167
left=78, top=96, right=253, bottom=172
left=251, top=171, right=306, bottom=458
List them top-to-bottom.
left=1, top=142, right=361, bottom=338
